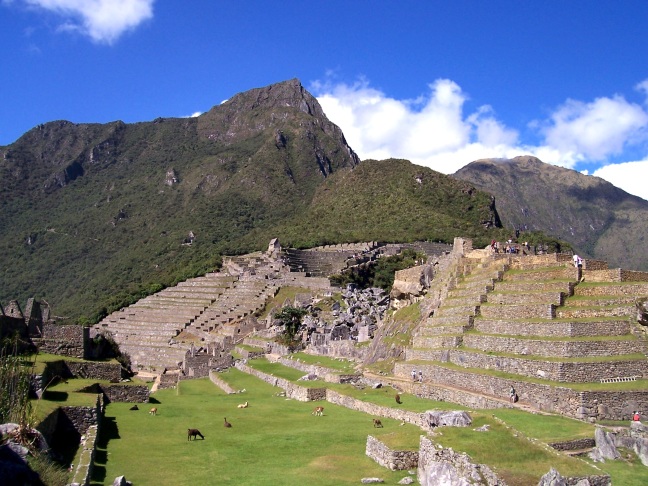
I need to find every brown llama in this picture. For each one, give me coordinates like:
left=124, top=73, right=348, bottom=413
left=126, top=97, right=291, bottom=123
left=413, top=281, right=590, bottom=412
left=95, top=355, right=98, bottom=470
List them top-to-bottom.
left=395, top=394, right=402, bottom=404
left=312, top=406, right=324, bottom=416
left=149, top=407, right=157, bottom=415
left=224, top=417, right=232, bottom=428
left=373, top=418, right=383, bottom=428
left=187, top=428, right=204, bottom=440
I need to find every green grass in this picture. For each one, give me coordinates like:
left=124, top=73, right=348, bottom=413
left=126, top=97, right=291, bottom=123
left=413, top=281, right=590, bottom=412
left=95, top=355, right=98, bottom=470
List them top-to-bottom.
left=287, top=352, right=358, bottom=373
left=91, top=373, right=420, bottom=486
left=489, top=409, right=594, bottom=442
left=434, top=413, right=599, bottom=484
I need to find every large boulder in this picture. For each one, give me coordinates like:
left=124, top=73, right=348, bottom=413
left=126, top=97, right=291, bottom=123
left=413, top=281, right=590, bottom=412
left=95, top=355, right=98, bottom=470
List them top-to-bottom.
left=424, top=411, right=472, bottom=428
left=589, top=428, right=620, bottom=462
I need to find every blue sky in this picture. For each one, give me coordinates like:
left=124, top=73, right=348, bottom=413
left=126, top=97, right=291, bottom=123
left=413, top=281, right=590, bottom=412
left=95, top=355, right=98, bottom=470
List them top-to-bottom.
left=2, top=0, right=648, bottom=200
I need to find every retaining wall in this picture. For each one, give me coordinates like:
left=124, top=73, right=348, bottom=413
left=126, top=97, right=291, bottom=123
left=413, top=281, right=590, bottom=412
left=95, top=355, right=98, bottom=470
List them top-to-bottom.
left=473, top=319, right=631, bottom=337
left=37, top=323, right=87, bottom=356
left=462, top=334, right=644, bottom=358
left=235, top=362, right=326, bottom=401
left=395, top=362, right=647, bottom=421
left=209, top=370, right=238, bottom=394
left=101, top=384, right=149, bottom=403
left=326, top=389, right=426, bottom=428
left=366, top=435, right=418, bottom=471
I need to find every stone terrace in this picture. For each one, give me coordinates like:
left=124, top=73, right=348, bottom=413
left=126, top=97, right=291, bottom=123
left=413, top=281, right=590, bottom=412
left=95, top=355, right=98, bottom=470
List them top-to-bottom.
left=94, top=247, right=333, bottom=371
left=397, top=251, right=648, bottom=421
left=94, top=273, right=239, bottom=370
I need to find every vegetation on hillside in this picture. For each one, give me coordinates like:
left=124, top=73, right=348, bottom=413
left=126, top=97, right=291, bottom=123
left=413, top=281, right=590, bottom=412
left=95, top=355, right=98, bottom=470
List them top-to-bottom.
left=0, top=82, right=567, bottom=323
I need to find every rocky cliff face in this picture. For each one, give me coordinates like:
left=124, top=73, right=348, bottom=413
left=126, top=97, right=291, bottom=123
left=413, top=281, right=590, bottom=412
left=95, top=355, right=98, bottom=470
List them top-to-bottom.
left=453, top=155, right=648, bottom=271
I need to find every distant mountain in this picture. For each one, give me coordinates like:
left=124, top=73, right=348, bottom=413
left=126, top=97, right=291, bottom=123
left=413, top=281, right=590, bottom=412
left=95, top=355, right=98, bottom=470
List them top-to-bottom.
left=0, top=79, right=501, bottom=321
left=453, top=155, right=648, bottom=271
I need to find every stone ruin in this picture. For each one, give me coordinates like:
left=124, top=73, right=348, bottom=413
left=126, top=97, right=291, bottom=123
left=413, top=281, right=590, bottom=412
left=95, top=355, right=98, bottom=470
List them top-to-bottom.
left=264, top=285, right=390, bottom=351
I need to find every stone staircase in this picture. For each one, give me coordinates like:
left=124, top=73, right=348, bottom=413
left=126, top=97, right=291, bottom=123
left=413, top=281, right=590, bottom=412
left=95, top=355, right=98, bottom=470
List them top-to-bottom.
left=396, top=252, right=648, bottom=421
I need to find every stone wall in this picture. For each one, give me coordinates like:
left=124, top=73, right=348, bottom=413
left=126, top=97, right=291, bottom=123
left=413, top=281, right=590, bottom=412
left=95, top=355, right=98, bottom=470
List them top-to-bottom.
left=575, top=283, right=648, bottom=296
left=479, top=303, right=555, bottom=320
left=474, top=319, right=631, bottom=337
left=33, top=323, right=87, bottom=358
left=462, top=334, right=644, bottom=358
left=304, top=340, right=368, bottom=360
left=434, top=349, right=647, bottom=383
left=182, top=351, right=233, bottom=378
left=277, top=356, right=361, bottom=384
left=65, top=361, right=122, bottom=381
left=235, top=362, right=326, bottom=401
left=395, top=362, right=647, bottom=421
left=209, top=370, right=238, bottom=394
left=101, top=384, right=149, bottom=403
left=326, top=389, right=426, bottom=428
left=36, top=396, right=104, bottom=486
left=68, top=424, right=99, bottom=486
left=366, top=435, right=418, bottom=471
left=548, top=438, right=596, bottom=451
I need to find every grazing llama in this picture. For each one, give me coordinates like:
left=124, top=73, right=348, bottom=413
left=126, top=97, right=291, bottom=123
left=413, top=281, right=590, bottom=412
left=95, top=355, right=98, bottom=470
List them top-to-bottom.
left=395, top=394, right=402, bottom=404
left=237, top=401, right=248, bottom=408
left=312, top=406, right=324, bottom=416
left=149, top=407, right=157, bottom=415
left=224, top=417, right=232, bottom=428
left=373, top=418, right=383, bottom=428
left=187, top=428, right=204, bottom=440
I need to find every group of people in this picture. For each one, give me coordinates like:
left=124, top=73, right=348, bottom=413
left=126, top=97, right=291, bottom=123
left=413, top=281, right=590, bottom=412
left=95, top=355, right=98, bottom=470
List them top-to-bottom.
left=490, top=239, right=531, bottom=255
left=411, top=369, right=423, bottom=382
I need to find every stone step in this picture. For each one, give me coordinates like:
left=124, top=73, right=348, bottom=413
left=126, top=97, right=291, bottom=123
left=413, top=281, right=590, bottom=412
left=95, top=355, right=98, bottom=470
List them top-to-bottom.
left=503, top=267, right=578, bottom=282
left=494, top=281, right=574, bottom=294
left=574, top=283, right=648, bottom=297
left=447, top=287, right=490, bottom=300
left=486, top=291, right=564, bottom=306
left=564, top=295, right=638, bottom=307
left=479, top=303, right=554, bottom=320
left=435, top=304, right=479, bottom=317
left=556, top=305, right=635, bottom=320
left=473, top=318, right=632, bottom=337
left=417, top=323, right=473, bottom=336
left=462, top=333, right=645, bottom=358
left=411, top=335, right=463, bottom=350
left=412, top=348, right=648, bottom=383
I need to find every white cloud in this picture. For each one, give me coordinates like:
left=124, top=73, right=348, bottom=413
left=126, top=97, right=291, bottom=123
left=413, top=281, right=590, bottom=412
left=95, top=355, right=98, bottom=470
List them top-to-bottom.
left=23, top=0, right=154, bottom=44
left=312, top=77, right=648, bottom=198
left=315, top=79, right=519, bottom=173
left=540, top=96, right=648, bottom=163
left=593, top=160, right=648, bottom=201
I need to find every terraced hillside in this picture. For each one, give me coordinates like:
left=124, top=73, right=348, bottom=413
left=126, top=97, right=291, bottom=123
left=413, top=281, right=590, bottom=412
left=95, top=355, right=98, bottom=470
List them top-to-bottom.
left=94, top=250, right=331, bottom=371
left=394, top=251, right=648, bottom=421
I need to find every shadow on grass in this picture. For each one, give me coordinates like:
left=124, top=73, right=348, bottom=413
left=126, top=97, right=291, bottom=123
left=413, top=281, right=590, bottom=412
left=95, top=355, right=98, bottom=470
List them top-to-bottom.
left=41, top=390, right=68, bottom=402
left=148, top=397, right=161, bottom=404
left=89, top=415, right=120, bottom=485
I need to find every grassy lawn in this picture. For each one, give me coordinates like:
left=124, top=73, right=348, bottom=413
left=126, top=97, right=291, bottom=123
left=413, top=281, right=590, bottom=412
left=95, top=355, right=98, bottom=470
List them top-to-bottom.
left=25, top=362, right=646, bottom=485
left=91, top=373, right=420, bottom=486
left=489, top=409, right=595, bottom=442
left=434, top=413, right=599, bottom=484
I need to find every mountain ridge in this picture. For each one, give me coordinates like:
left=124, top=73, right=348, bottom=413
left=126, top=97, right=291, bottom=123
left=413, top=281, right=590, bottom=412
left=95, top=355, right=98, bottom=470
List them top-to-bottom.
left=0, top=79, right=503, bottom=321
left=453, top=155, right=648, bottom=270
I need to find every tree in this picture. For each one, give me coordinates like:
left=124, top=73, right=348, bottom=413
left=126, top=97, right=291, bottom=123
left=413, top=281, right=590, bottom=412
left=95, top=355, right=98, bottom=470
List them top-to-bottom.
left=273, top=307, right=307, bottom=341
